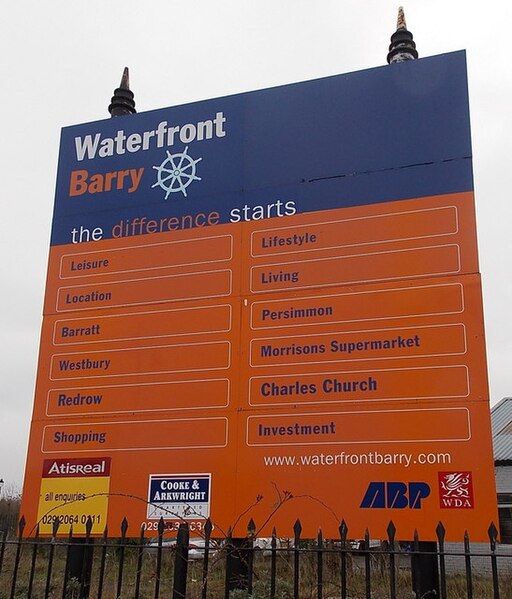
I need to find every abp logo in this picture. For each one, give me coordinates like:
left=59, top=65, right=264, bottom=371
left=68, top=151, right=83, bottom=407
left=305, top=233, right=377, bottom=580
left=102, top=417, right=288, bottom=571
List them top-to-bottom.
left=360, top=482, right=431, bottom=509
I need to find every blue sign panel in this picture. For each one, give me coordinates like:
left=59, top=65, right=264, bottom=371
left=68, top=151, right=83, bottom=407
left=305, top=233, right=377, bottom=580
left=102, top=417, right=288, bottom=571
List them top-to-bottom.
left=51, top=51, right=472, bottom=246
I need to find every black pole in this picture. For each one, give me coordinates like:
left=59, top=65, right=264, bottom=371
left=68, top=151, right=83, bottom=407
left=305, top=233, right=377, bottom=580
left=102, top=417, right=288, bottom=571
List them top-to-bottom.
left=66, top=517, right=94, bottom=599
left=173, top=523, right=189, bottom=599
left=224, top=537, right=250, bottom=597
left=66, top=539, right=94, bottom=598
left=411, top=541, right=440, bottom=598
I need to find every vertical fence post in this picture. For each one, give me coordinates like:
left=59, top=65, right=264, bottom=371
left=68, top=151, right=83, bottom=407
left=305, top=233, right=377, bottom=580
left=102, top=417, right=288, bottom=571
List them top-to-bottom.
left=9, top=516, right=25, bottom=599
left=44, top=517, right=60, bottom=599
left=116, top=517, right=128, bottom=599
left=154, top=517, right=165, bottom=599
left=201, top=518, right=213, bottom=599
left=247, top=518, right=255, bottom=596
left=293, top=519, right=302, bottom=599
left=339, top=520, right=348, bottom=599
left=387, top=521, right=396, bottom=599
left=172, top=522, right=189, bottom=599
left=436, top=522, right=447, bottom=599
left=488, top=522, right=500, bottom=599
left=134, top=523, right=146, bottom=599
left=27, top=524, right=40, bottom=599
left=61, top=525, right=74, bottom=599
left=96, top=526, right=108, bottom=599
left=224, top=527, right=232, bottom=599
left=270, top=527, right=277, bottom=599
left=0, top=528, right=7, bottom=576
left=363, top=528, right=371, bottom=599
left=316, top=529, right=323, bottom=599
left=464, top=530, right=473, bottom=599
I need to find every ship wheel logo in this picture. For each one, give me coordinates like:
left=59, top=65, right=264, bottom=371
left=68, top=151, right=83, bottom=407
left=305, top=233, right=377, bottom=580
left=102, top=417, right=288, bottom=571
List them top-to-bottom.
left=152, top=147, right=202, bottom=198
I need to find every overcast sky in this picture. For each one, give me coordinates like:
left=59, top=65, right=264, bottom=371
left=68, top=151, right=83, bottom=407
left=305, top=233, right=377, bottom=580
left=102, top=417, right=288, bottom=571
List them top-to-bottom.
left=1, top=0, right=511, bottom=489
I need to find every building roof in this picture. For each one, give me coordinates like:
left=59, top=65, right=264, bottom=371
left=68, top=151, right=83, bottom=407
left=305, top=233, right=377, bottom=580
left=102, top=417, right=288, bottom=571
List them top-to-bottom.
left=492, top=397, right=512, bottom=462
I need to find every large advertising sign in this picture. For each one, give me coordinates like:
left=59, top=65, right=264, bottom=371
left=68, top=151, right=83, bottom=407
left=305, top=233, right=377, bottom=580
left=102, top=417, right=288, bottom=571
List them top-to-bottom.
left=22, top=51, right=497, bottom=540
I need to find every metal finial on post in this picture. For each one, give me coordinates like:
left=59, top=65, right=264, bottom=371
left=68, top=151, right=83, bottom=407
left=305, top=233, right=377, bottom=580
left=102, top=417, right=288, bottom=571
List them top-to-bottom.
left=397, top=6, right=407, bottom=30
left=387, top=7, right=418, bottom=64
left=120, top=66, right=130, bottom=90
left=108, top=67, right=136, bottom=117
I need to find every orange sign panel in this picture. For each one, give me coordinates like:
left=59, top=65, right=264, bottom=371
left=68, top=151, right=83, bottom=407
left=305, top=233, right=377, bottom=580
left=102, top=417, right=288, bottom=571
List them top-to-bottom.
left=21, top=188, right=496, bottom=540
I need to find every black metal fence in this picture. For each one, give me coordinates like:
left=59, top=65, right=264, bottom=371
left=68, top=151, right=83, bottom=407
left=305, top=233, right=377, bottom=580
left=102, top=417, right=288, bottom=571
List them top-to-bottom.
left=1, top=516, right=511, bottom=599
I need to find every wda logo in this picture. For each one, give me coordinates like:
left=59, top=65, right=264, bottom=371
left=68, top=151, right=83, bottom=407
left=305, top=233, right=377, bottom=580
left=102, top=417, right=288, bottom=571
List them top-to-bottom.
left=152, top=147, right=202, bottom=198
left=438, top=471, right=474, bottom=509
left=360, top=482, right=431, bottom=509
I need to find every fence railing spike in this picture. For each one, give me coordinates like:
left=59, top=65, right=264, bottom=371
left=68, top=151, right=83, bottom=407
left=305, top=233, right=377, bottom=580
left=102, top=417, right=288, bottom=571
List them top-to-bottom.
left=85, top=515, right=93, bottom=535
left=18, top=516, right=26, bottom=537
left=157, top=516, right=165, bottom=535
left=51, top=517, right=59, bottom=538
left=121, top=517, right=128, bottom=536
left=204, top=517, right=213, bottom=537
left=248, top=517, right=256, bottom=537
left=293, top=519, right=302, bottom=538
left=339, top=519, right=348, bottom=541
left=386, top=520, right=396, bottom=542
left=436, top=520, right=446, bottom=542
left=488, top=521, right=498, bottom=544
left=413, top=528, right=419, bottom=552
left=271, top=532, right=277, bottom=550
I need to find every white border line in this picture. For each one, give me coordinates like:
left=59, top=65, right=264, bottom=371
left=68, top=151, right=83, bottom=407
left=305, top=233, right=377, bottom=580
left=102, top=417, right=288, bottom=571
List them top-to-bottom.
left=251, top=205, right=458, bottom=257
left=60, top=234, right=234, bottom=279
left=250, top=244, right=461, bottom=293
left=56, top=269, right=233, bottom=312
left=250, top=282, right=464, bottom=330
left=53, top=303, right=233, bottom=345
left=249, top=323, right=467, bottom=367
left=50, top=340, right=232, bottom=380
left=248, top=365, right=470, bottom=406
left=46, top=377, right=231, bottom=416
left=246, top=407, right=471, bottom=447
left=42, top=417, right=229, bottom=453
